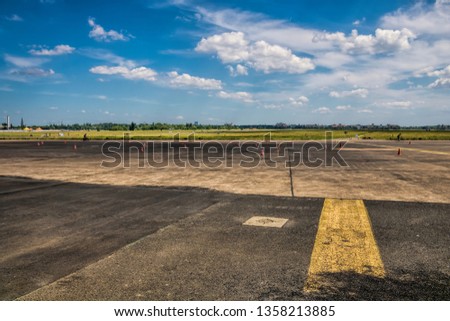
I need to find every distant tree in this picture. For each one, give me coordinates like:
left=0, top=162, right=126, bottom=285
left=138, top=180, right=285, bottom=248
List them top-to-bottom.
left=129, top=122, right=136, bottom=131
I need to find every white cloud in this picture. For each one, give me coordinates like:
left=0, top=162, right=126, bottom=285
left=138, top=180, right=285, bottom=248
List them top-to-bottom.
left=381, top=1, right=450, bottom=36
left=195, top=6, right=331, bottom=53
left=4, top=14, right=23, bottom=22
left=88, top=17, right=130, bottom=42
left=352, top=18, right=366, bottom=26
left=313, top=28, right=415, bottom=54
left=196, top=31, right=315, bottom=74
left=196, top=32, right=249, bottom=63
left=249, top=40, right=315, bottom=73
left=29, top=44, right=75, bottom=56
left=78, top=48, right=137, bottom=68
left=313, top=51, right=354, bottom=69
left=4, top=54, right=47, bottom=68
left=227, top=64, right=248, bottom=76
left=235, top=64, right=248, bottom=76
left=89, top=65, right=157, bottom=81
left=417, top=65, right=450, bottom=88
left=425, top=65, right=450, bottom=77
left=9, top=68, right=55, bottom=77
left=167, top=71, right=222, bottom=90
left=428, top=77, right=450, bottom=88
left=329, top=88, right=369, bottom=98
left=217, top=90, right=254, bottom=103
left=92, top=95, right=107, bottom=100
left=289, top=96, right=309, bottom=106
left=379, top=101, right=412, bottom=108
left=262, top=104, right=285, bottom=110
left=336, top=105, right=352, bottom=110
left=49, top=106, right=58, bottom=110
left=312, top=107, right=331, bottom=114
left=357, top=109, right=373, bottom=113
left=175, top=115, right=184, bottom=120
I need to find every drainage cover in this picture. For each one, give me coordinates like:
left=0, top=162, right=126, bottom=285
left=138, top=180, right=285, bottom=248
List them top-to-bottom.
left=243, top=216, right=288, bottom=228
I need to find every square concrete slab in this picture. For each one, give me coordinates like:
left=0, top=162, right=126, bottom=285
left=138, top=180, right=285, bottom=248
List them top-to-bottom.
left=243, top=216, right=289, bottom=228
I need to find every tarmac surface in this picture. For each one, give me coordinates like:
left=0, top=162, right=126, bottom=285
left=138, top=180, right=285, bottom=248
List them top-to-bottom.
left=0, top=140, right=449, bottom=300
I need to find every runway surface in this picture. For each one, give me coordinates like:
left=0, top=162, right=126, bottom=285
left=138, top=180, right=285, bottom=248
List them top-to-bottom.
left=0, top=140, right=449, bottom=300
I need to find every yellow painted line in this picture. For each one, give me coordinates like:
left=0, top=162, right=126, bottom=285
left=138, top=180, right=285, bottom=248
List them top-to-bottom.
left=304, top=198, right=385, bottom=291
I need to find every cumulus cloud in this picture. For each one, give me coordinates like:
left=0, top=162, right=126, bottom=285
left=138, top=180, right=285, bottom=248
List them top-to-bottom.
left=195, top=6, right=331, bottom=53
left=88, top=17, right=130, bottom=42
left=313, top=28, right=415, bottom=54
left=196, top=31, right=315, bottom=74
left=196, top=32, right=249, bottom=63
left=29, top=44, right=75, bottom=56
left=227, top=64, right=248, bottom=76
left=89, top=65, right=157, bottom=81
left=415, top=65, right=450, bottom=88
left=425, top=65, right=450, bottom=77
left=168, top=71, right=222, bottom=90
left=428, top=77, right=450, bottom=88
left=329, top=88, right=369, bottom=98
left=217, top=90, right=254, bottom=102
left=289, top=96, right=309, bottom=106
left=336, top=105, right=352, bottom=110
left=312, top=107, right=331, bottom=114
left=358, top=109, right=373, bottom=113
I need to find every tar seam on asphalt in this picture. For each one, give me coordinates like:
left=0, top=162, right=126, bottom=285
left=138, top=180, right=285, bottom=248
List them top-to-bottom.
left=288, top=148, right=295, bottom=198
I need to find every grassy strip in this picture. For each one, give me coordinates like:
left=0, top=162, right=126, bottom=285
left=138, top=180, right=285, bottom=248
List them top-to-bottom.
left=1, top=129, right=450, bottom=140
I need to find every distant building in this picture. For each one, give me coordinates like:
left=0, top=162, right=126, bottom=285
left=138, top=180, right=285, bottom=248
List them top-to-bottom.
left=6, top=115, right=10, bottom=130
left=194, top=121, right=199, bottom=126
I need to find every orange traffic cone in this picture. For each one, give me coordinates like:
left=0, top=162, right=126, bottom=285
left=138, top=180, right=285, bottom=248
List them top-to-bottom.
left=397, top=148, right=401, bottom=156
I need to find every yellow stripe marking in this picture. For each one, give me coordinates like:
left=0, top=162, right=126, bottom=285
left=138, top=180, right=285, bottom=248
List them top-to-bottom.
left=305, top=199, right=385, bottom=291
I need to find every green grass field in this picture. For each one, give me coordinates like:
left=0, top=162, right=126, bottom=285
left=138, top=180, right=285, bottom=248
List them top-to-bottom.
left=1, top=129, right=450, bottom=141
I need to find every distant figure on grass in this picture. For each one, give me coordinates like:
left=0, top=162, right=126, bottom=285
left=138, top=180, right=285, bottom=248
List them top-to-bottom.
left=83, top=133, right=89, bottom=141
left=397, top=133, right=402, bottom=141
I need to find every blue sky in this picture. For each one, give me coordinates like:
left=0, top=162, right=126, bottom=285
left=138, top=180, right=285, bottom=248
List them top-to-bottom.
left=0, top=0, right=449, bottom=126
